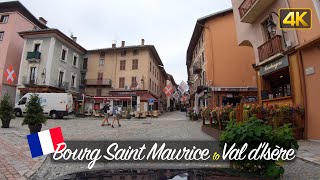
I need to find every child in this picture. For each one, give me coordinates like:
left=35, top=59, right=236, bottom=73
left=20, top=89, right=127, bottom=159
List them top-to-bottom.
left=101, top=103, right=111, bottom=126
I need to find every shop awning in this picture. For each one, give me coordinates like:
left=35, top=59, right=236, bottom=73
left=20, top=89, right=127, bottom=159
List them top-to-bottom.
left=140, top=93, right=158, bottom=102
left=92, top=96, right=131, bottom=101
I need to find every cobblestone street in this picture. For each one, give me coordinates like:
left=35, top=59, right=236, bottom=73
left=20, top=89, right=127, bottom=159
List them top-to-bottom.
left=0, top=111, right=320, bottom=179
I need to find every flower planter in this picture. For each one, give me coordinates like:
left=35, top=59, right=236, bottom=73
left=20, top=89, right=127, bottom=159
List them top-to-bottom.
left=126, top=114, right=132, bottom=119
left=1, top=119, right=11, bottom=128
left=28, top=124, right=42, bottom=134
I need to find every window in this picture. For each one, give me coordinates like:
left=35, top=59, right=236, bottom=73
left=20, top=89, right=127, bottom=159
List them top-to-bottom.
left=313, top=0, right=320, bottom=22
left=0, top=15, right=9, bottom=23
left=0, top=32, right=4, bottom=41
left=34, top=43, right=41, bottom=52
left=61, top=46, right=68, bottom=62
left=133, top=49, right=139, bottom=55
left=121, top=50, right=127, bottom=56
left=100, top=51, right=105, bottom=58
left=202, top=52, right=205, bottom=64
left=73, top=54, right=78, bottom=67
left=83, top=58, right=88, bottom=70
left=99, top=59, right=104, bottom=67
left=132, top=59, right=138, bottom=70
left=120, top=60, right=126, bottom=70
left=150, top=62, right=152, bottom=72
left=29, top=67, right=36, bottom=84
left=261, top=68, right=291, bottom=100
left=58, top=71, right=64, bottom=87
left=97, top=72, right=103, bottom=80
left=71, top=74, right=76, bottom=87
left=119, top=77, right=125, bottom=88
left=131, top=77, right=137, bottom=88
left=149, top=78, right=151, bottom=89
left=96, top=89, right=102, bottom=96
left=19, top=97, right=27, bottom=105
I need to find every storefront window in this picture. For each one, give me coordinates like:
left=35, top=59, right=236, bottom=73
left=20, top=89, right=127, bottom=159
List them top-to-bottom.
left=261, top=67, right=291, bottom=100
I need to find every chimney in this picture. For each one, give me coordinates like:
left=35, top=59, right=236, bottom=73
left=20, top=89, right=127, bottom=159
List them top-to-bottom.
left=38, top=17, right=47, bottom=25
left=70, top=34, right=77, bottom=42
left=141, top=39, right=145, bottom=46
left=121, top=41, right=125, bottom=47
left=112, top=43, right=116, bottom=48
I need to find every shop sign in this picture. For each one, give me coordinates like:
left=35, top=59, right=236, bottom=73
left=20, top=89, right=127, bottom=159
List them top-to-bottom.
left=259, top=56, right=289, bottom=76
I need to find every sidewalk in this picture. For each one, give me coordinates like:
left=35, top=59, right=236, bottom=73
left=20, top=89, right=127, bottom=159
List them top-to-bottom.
left=0, top=126, right=46, bottom=180
left=296, top=140, right=320, bottom=165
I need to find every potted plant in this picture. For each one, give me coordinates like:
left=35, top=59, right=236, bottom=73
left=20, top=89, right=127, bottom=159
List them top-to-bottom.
left=0, top=93, right=15, bottom=128
left=22, top=94, right=47, bottom=133
left=126, top=106, right=132, bottom=119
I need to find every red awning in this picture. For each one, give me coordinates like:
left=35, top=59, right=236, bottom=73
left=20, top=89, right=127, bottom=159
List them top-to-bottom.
left=140, top=93, right=158, bottom=102
left=92, top=96, right=131, bottom=101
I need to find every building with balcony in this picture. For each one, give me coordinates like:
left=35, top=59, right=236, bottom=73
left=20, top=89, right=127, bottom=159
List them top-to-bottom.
left=231, top=0, right=320, bottom=140
left=0, top=1, right=47, bottom=103
left=186, top=9, right=257, bottom=114
left=16, top=29, right=87, bottom=108
left=84, top=40, right=168, bottom=113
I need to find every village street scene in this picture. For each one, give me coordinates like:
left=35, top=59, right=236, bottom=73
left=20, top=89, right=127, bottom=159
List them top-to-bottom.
left=0, top=0, right=320, bottom=179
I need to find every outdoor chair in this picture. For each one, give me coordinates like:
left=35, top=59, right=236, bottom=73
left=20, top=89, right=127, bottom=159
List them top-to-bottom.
left=153, top=110, right=159, bottom=118
left=134, top=111, right=140, bottom=118
left=140, top=112, right=147, bottom=118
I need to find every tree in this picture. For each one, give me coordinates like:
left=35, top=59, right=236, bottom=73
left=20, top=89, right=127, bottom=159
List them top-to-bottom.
left=0, top=93, right=15, bottom=128
left=22, top=94, right=47, bottom=126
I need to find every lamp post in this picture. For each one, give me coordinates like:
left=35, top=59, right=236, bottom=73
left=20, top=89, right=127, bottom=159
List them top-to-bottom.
left=266, top=12, right=287, bottom=47
left=41, top=68, right=46, bottom=84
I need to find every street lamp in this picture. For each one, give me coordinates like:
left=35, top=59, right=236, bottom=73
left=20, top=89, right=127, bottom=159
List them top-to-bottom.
left=266, top=16, right=277, bottom=35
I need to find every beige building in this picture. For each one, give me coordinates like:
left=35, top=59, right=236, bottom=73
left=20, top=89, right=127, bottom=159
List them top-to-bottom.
left=231, top=0, right=320, bottom=140
left=84, top=39, right=167, bottom=112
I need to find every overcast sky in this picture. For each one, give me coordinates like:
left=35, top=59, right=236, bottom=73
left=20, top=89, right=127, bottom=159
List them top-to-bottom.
left=10, top=0, right=231, bottom=83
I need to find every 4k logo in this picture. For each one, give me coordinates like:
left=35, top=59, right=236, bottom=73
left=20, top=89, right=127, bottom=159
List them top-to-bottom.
left=279, top=9, right=312, bottom=29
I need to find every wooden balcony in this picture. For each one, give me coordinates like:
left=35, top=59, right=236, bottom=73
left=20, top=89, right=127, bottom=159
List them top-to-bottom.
left=238, top=0, right=277, bottom=23
left=258, top=35, right=283, bottom=62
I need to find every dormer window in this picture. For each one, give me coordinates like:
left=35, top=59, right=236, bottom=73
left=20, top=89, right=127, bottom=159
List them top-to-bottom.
left=0, top=15, right=9, bottom=23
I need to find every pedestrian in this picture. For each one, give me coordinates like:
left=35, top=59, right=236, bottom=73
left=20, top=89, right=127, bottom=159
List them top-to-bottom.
left=101, top=103, right=111, bottom=126
left=112, top=105, right=121, bottom=128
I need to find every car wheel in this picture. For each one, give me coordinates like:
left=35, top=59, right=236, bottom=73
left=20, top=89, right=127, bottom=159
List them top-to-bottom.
left=15, top=109, right=22, bottom=117
left=51, top=112, right=58, bottom=119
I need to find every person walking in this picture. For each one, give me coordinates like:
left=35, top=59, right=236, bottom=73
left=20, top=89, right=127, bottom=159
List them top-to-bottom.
left=101, top=103, right=111, bottom=126
left=111, top=105, right=121, bottom=128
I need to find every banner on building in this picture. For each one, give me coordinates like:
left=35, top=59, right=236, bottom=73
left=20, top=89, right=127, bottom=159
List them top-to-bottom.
left=178, top=80, right=188, bottom=93
left=163, top=84, right=174, bottom=97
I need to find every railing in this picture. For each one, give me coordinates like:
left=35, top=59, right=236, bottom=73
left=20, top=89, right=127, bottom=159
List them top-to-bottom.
left=238, top=0, right=257, bottom=18
left=258, top=35, right=283, bottom=62
left=26, top=51, right=41, bottom=62
left=193, top=62, right=202, bottom=74
left=85, top=79, right=112, bottom=86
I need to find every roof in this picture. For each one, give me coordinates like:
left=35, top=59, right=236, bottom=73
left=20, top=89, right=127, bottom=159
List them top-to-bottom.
left=0, top=1, right=47, bottom=29
left=186, top=8, right=233, bottom=67
left=19, top=28, right=87, bottom=53
left=88, top=45, right=164, bottom=66
left=167, top=73, right=178, bottom=87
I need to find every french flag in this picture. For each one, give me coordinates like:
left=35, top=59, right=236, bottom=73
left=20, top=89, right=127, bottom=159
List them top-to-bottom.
left=27, top=127, right=64, bottom=158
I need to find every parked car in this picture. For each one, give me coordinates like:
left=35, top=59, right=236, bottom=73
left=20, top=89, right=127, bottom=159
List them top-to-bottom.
left=14, top=93, right=73, bottom=119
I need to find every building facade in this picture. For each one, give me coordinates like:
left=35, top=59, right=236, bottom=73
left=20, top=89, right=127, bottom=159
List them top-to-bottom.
left=231, top=0, right=320, bottom=140
left=0, top=1, right=47, bottom=103
left=187, top=9, right=257, bottom=114
left=16, top=29, right=87, bottom=108
left=84, top=40, right=167, bottom=113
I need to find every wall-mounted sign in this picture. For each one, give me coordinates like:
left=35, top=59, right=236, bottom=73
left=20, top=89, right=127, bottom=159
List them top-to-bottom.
left=259, top=56, right=289, bottom=76
left=305, top=66, right=315, bottom=76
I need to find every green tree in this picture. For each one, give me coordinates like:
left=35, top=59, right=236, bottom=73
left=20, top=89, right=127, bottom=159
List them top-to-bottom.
left=0, top=93, right=15, bottom=124
left=22, top=94, right=47, bottom=126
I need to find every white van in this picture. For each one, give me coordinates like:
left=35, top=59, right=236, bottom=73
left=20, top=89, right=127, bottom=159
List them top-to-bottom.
left=14, top=93, right=73, bottom=119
